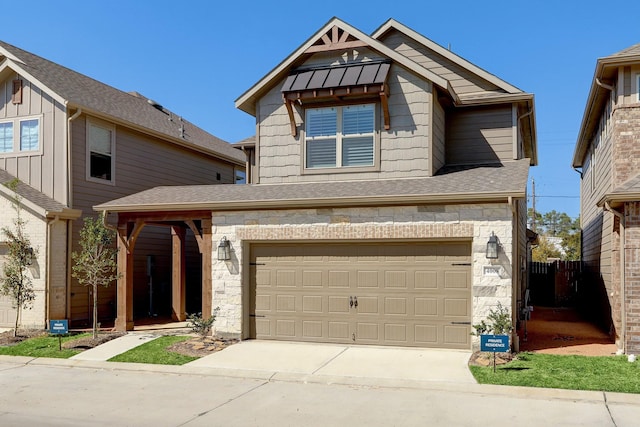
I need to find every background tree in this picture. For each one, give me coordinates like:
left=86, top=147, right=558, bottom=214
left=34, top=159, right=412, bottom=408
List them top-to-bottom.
left=0, top=179, right=36, bottom=337
left=528, top=208, right=581, bottom=261
left=71, top=213, right=119, bottom=339
left=532, top=235, right=562, bottom=262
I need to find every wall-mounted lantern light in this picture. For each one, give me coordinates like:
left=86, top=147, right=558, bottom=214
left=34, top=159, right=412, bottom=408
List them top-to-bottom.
left=486, top=232, right=499, bottom=259
left=217, top=236, right=231, bottom=261
left=25, top=247, right=34, bottom=265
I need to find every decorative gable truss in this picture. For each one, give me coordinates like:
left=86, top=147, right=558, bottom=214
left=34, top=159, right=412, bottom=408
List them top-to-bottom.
left=281, top=26, right=390, bottom=137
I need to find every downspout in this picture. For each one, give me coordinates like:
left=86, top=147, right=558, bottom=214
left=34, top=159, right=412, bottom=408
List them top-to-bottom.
left=596, top=78, right=614, bottom=91
left=65, top=108, right=82, bottom=321
left=509, top=196, right=519, bottom=351
left=604, top=201, right=625, bottom=354
left=45, top=215, right=60, bottom=328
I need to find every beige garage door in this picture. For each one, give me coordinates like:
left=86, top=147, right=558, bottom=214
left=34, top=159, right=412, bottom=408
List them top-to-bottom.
left=250, top=242, right=472, bottom=349
left=0, top=248, right=18, bottom=328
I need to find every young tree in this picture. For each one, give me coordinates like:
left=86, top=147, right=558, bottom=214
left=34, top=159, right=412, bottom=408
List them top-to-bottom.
left=0, top=179, right=36, bottom=337
left=71, top=213, right=119, bottom=339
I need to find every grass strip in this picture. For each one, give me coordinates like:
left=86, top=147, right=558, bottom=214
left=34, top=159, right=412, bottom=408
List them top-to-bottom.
left=0, top=333, right=90, bottom=359
left=108, top=335, right=198, bottom=365
left=470, top=352, right=640, bottom=393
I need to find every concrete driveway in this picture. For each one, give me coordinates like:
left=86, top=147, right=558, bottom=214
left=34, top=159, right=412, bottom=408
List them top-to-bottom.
left=185, top=340, right=475, bottom=385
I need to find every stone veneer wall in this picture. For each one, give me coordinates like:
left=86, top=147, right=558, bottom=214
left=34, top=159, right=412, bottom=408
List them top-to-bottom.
left=0, top=195, right=49, bottom=328
left=210, top=203, right=515, bottom=348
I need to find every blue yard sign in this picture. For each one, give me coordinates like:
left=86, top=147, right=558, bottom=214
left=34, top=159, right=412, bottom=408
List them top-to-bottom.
left=49, top=320, right=68, bottom=335
left=480, top=334, right=509, bottom=353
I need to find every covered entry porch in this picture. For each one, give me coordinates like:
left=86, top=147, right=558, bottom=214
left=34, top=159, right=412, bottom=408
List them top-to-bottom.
left=111, top=211, right=213, bottom=331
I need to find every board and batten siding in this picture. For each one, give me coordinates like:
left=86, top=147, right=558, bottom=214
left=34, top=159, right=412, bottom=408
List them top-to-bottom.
left=379, top=29, right=505, bottom=97
left=257, top=63, right=432, bottom=183
left=0, top=73, right=68, bottom=204
left=432, top=95, right=445, bottom=174
left=445, top=105, right=514, bottom=165
left=69, top=115, right=237, bottom=322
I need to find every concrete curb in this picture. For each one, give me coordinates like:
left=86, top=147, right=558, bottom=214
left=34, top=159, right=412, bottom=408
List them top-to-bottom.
left=2, top=354, right=640, bottom=406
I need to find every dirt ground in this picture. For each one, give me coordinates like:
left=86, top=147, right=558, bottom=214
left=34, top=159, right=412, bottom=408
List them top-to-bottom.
left=518, top=306, right=617, bottom=356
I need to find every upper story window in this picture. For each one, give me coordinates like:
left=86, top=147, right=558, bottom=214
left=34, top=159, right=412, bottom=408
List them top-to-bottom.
left=305, top=104, right=375, bottom=169
left=0, top=116, right=41, bottom=155
left=20, top=119, right=39, bottom=151
left=86, top=119, right=115, bottom=184
left=0, top=122, right=13, bottom=153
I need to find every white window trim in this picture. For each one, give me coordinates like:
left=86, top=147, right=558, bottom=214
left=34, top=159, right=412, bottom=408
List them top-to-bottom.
left=636, top=74, right=640, bottom=103
left=302, top=103, right=380, bottom=174
left=0, top=114, right=43, bottom=157
left=86, top=117, right=116, bottom=186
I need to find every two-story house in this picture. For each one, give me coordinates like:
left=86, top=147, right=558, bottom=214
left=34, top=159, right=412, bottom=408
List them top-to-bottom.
left=98, top=18, right=537, bottom=350
left=0, top=41, right=246, bottom=329
left=573, top=43, right=640, bottom=354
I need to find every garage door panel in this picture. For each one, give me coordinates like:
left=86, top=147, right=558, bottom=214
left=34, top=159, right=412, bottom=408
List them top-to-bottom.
left=250, top=242, right=471, bottom=349
left=276, top=270, right=296, bottom=287
left=302, top=270, right=323, bottom=287
left=328, top=270, right=350, bottom=288
left=357, top=271, right=379, bottom=288
left=385, top=271, right=407, bottom=288
left=415, top=271, right=438, bottom=289
left=444, top=271, right=470, bottom=289
left=276, top=295, right=296, bottom=312
left=302, top=295, right=323, bottom=313
left=328, top=296, right=350, bottom=313
left=356, top=296, right=379, bottom=314
left=384, top=297, right=407, bottom=315
left=328, top=321, right=350, bottom=339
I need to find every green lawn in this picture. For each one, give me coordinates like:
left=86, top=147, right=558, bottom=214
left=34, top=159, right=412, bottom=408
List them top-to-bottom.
left=0, top=333, right=89, bottom=359
left=108, top=335, right=198, bottom=365
left=470, top=352, right=640, bottom=393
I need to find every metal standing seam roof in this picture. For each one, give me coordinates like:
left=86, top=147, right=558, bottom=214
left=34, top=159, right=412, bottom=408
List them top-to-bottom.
left=0, top=41, right=245, bottom=165
left=281, top=62, right=391, bottom=93
left=95, top=159, right=531, bottom=212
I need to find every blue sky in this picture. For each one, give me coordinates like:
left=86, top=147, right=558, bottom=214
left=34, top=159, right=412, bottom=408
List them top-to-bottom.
left=2, top=1, right=639, bottom=219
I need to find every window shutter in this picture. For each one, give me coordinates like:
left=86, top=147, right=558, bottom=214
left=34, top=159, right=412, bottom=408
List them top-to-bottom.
left=12, top=79, right=22, bottom=104
left=306, top=138, right=337, bottom=168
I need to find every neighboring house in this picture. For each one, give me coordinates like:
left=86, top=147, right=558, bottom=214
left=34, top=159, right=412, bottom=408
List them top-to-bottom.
left=97, top=18, right=537, bottom=350
left=0, top=41, right=245, bottom=329
left=572, top=43, right=640, bottom=354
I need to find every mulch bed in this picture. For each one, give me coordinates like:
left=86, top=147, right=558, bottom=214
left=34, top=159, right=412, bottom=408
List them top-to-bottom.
left=166, top=336, right=239, bottom=358
left=468, top=351, right=516, bottom=367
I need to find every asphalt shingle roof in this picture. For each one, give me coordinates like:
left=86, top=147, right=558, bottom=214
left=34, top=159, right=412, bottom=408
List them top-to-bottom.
left=0, top=41, right=244, bottom=164
left=610, top=43, right=640, bottom=58
left=96, top=159, right=530, bottom=212
left=0, top=169, right=67, bottom=214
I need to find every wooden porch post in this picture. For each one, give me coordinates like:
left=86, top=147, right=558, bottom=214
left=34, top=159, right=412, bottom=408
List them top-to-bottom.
left=201, top=218, right=213, bottom=320
left=115, top=223, right=134, bottom=331
left=171, top=226, right=186, bottom=321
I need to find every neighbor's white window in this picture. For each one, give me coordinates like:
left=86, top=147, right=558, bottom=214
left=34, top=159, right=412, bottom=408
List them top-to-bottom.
left=305, top=104, right=375, bottom=169
left=0, top=116, right=40, bottom=154
left=19, top=119, right=39, bottom=151
left=87, top=119, right=115, bottom=183
left=0, top=122, right=13, bottom=153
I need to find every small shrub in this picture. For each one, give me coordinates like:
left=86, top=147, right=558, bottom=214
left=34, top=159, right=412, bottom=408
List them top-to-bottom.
left=472, top=302, right=513, bottom=336
left=187, top=308, right=219, bottom=337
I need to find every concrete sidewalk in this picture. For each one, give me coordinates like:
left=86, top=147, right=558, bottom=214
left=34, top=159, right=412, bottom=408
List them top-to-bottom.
left=70, top=333, right=158, bottom=361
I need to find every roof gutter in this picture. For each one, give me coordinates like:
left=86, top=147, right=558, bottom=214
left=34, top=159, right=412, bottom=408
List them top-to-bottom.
left=95, top=191, right=526, bottom=213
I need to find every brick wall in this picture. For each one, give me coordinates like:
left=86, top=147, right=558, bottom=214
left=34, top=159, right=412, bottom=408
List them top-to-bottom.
left=0, top=194, right=49, bottom=328
left=624, top=201, right=640, bottom=353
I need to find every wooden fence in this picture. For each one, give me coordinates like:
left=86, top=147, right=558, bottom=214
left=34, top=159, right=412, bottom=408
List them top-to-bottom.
left=528, top=261, right=582, bottom=307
